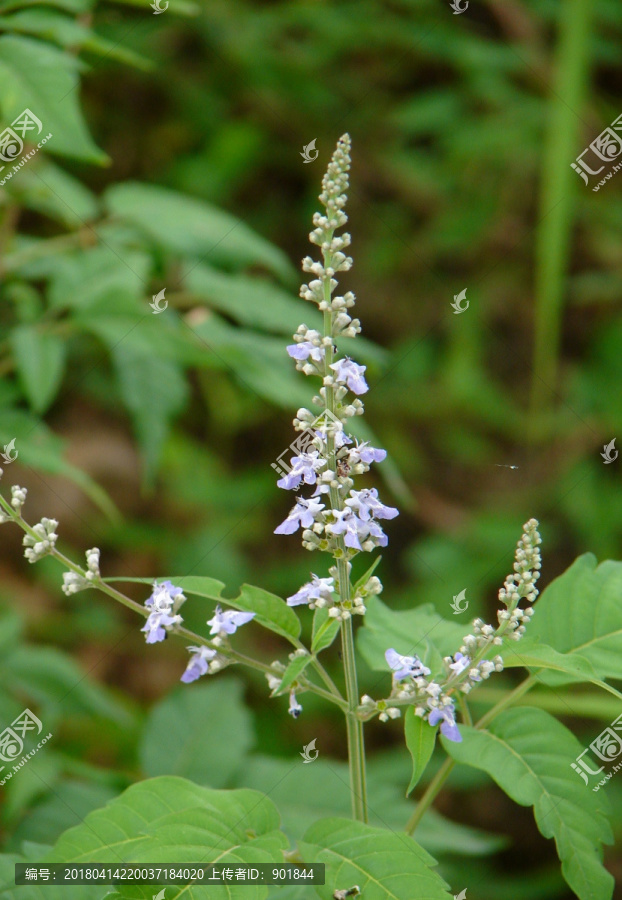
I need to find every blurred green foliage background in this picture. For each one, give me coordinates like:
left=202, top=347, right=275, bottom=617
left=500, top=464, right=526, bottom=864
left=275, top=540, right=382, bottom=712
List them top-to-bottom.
left=1, top=0, right=622, bottom=896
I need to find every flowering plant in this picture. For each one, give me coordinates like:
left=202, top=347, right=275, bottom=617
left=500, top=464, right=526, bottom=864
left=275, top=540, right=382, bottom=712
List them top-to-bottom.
left=1, top=136, right=620, bottom=900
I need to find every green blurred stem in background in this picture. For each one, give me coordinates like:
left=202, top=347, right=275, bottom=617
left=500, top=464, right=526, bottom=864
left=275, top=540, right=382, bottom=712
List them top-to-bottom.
left=530, top=0, right=594, bottom=430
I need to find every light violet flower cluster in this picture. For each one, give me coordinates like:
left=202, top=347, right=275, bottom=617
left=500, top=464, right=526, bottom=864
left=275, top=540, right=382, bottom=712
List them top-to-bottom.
left=274, top=134, right=397, bottom=625
left=0, top=470, right=257, bottom=690
left=361, top=519, right=542, bottom=742
left=142, top=580, right=186, bottom=644
left=180, top=606, right=255, bottom=682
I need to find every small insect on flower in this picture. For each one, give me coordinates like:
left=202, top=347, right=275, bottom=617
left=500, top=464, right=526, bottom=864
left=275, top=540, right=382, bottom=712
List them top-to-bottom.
left=336, top=458, right=351, bottom=478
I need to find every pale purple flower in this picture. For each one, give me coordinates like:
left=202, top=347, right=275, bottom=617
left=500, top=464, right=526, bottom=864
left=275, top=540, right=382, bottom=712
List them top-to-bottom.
left=287, top=342, right=325, bottom=363
left=330, top=358, right=368, bottom=395
left=315, top=428, right=352, bottom=449
left=348, top=441, right=386, bottom=466
left=277, top=451, right=325, bottom=490
left=345, top=488, right=398, bottom=521
left=274, top=498, right=325, bottom=534
left=326, top=508, right=366, bottom=550
left=362, top=519, right=389, bottom=547
left=287, top=574, right=335, bottom=607
left=146, top=580, right=185, bottom=611
left=207, top=605, right=256, bottom=636
left=142, top=610, right=181, bottom=644
left=180, top=646, right=217, bottom=683
left=385, top=648, right=431, bottom=681
left=449, top=652, right=471, bottom=676
left=289, top=690, right=303, bottom=718
left=428, top=703, right=462, bottom=743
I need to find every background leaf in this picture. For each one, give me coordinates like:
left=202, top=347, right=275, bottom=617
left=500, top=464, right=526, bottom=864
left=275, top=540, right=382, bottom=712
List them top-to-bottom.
left=0, top=35, right=106, bottom=162
left=104, top=183, right=295, bottom=281
left=10, top=325, right=65, bottom=414
left=111, top=346, right=188, bottom=487
left=528, top=554, right=622, bottom=683
left=357, top=598, right=464, bottom=677
left=139, top=679, right=253, bottom=787
left=442, top=707, right=614, bottom=900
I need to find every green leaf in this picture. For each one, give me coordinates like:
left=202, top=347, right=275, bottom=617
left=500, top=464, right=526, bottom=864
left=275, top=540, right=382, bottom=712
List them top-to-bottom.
left=0, top=10, right=149, bottom=67
left=0, top=35, right=107, bottom=163
left=4, top=157, right=99, bottom=226
left=104, top=182, right=295, bottom=281
left=48, top=246, right=150, bottom=310
left=187, top=264, right=322, bottom=335
left=188, top=313, right=312, bottom=408
left=10, top=325, right=65, bottom=413
left=111, top=346, right=188, bottom=487
left=0, top=409, right=119, bottom=522
left=528, top=554, right=622, bottom=682
left=352, top=556, right=382, bottom=595
left=106, top=576, right=301, bottom=641
left=357, top=598, right=464, bottom=678
left=311, top=607, right=340, bottom=654
left=501, top=638, right=622, bottom=701
left=0, top=644, right=134, bottom=727
left=271, top=653, right=313, bottom=696
left=139, top=680, right=253, bottom=786
left=404, top=708, right=436, bottom=795
left=442, top=708, right=614, bottom=900
left=34, top=777, right=288, bottom=900
left=7, top=779, right=119, bottom=851
left=299, top=818, right=451, bottom=900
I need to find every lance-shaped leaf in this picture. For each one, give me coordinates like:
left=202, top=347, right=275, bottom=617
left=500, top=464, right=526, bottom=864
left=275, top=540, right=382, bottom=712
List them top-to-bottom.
left=527, top=554, right=622, bottom=682
left=106, top=576, right=301, bottom=641
left=311, top=608, right=340, bottom=654
left=271, top=653, right=313, bottom=697
left=442, top=707, right=614, bottom=900
left=404, top=708, right=437, bottom=795
left=299, top=818, right=452, bottom=900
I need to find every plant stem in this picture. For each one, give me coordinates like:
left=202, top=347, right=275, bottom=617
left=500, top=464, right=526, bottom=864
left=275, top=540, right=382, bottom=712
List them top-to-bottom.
left=529, top=0, right=594, bottom=431
left=319, top=240, right=368, bottom=822
left=0, top=502, right=349, bottom=710
left=341, top=582, right=368, bottom=822
left=474, top=674, right=535, bottom=730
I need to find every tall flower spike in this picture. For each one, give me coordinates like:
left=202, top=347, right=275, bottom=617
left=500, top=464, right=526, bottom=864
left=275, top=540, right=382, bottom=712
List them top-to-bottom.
left=275, top=134, right=397, bottom=625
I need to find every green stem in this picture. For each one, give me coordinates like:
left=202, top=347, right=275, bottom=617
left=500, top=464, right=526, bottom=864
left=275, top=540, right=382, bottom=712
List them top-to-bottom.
left=529, top=0, right=594, bottom=431
left=319, top=237, right=368, bottom=822
left=0, top=502, right=348, bottom=710
left=341, top=612, right=368, bottom=822
left=292, top=637, right=344, bottom=703
left=474, top=674, right=536, bottom=730
left=469, top=686, right=622, bottom=719
left=404, top=757, right=455, bottom=835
